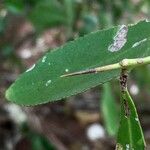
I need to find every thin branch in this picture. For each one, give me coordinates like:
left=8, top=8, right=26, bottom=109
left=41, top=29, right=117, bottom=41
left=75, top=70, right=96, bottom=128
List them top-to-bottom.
left=60, top=56, right=150, bottom=77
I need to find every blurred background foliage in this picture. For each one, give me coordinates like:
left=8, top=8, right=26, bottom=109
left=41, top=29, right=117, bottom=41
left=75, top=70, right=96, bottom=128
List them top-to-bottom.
left=0, top=0, right=150, bottom=150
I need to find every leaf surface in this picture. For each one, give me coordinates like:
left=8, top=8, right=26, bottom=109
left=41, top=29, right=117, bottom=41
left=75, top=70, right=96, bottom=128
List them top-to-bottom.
left=29, top=0, right=66, bottom=31
left=6, top=20, right=150, bottom=105
left=101, top=83, right=119, bottom=136
left=117, top=90, right=146, bottom=150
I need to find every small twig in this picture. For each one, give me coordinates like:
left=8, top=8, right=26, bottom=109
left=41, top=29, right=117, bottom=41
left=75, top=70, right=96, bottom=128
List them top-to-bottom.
left=60, top=56, right=150, bottom=77
left=120, top=69, right=130, bottom=117
left=120, top=69, right=128, bottom=92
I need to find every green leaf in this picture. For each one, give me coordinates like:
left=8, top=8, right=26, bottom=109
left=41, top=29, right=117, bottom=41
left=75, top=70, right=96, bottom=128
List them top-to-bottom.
left=5, top=0, right=25, bottom=14
left=29, top=0, right=67, bottom=31
left=64, top=0, right=75, bottom=37
left=64, top=0, right=74, bottom=27
left=79, top=14, right=98, bottom=36
left=0, top=17, right=6, bottom=34
left=6, top=20, right=150, bottom=106
left=101, top=83, right=119, bottom=136
left=117, top=89, right=146, bottom=150
left=21, top=123, right=56, bottom=150
left=30, top=133, right=56, bottom=150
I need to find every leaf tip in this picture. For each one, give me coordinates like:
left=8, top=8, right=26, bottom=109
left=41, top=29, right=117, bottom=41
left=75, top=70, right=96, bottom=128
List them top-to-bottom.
left=5, top=83, right=16, bottom=104
left=5, top=87, right=12, bottom=102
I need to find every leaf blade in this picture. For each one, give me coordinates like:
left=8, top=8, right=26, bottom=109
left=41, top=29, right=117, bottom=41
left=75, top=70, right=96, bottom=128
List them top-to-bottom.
left=6, top=20, right=150, bottom=106
left=101, top=83, right=119, bottom=136
left=117, top=90, right=146, bottom=149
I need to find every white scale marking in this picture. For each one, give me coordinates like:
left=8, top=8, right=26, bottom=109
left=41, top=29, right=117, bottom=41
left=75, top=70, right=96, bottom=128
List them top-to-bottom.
left=108, top=25, right=128, bottom=52
left=132, top=38, right=147, bottom=48
left=45, top=80, right=52, bottom=86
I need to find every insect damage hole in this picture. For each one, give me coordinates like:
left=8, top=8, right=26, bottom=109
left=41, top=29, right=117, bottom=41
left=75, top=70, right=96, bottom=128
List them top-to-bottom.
left=108, top=25, right=128, bottom=52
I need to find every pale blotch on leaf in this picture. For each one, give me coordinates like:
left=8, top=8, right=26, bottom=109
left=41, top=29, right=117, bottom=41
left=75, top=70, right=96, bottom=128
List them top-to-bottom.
left=108, top=25, right=128, bottom=52
left=132, top=38, right=147, bottom=48
left=42, top=56, right=47, bottom=63
left=26, top=64, right=35, bottom=72
left=65, top=69, right=69, bottom=72
left=45, top=80, right=52, bottom=86
left=135, top=117, right=139, bottom=122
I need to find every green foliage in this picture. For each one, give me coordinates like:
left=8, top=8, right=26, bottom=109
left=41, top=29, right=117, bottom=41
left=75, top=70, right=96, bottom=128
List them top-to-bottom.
left=2, top=0, right=150, bottom=149
left=4, top=0, right=25, bottom=14
left=28, top=0, right=67, bottom=31
left=79, top=14, right=98, bottom=36
left=0, top=17, right=6, bottom=34
left=5, top=20, right=150, bottom=106
left=1, top=45, right=14, bottom=61
left=132, top=66, right=150, bottom=89
left=101, top=83, right=119, bottom=136
left=117, top=90, right=145, bottom=150
left=22, top=123, right=56, bottom=150
left=30, top=133, right=56, bottom=150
